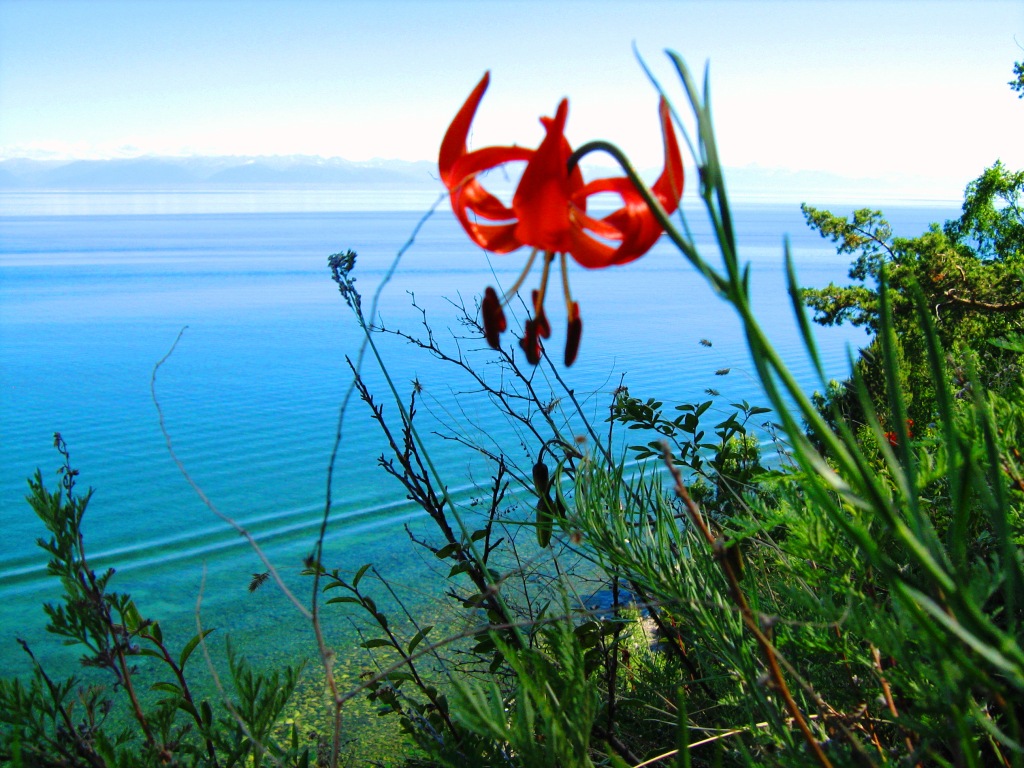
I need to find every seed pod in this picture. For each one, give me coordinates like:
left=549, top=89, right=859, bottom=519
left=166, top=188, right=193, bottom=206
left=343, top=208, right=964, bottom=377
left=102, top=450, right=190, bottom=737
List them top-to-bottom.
left=532, top=460, right=550, bottom=496
left=533, top=460, right=555, bottom=547
left=536, top=501, right=553, bottom=548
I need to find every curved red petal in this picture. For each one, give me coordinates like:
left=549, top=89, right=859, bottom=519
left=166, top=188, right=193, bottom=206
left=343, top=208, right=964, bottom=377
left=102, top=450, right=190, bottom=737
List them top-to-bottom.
left=439, top=72, right=490, bottom=187
left=651, top=97, right=684, bottom=214
left=567, top=99, right=684, bottom=267
left=512, top=100, right=579, bottom=253
left=449, top=145, right=533, bottom=221
left=447, top=146, right=535, bottom=254
left=580, top=179, right=663, bottom=265
left=569, top=189, right=627, bottom=241
left=460, top=221, right=524, bottom=254
left=566, top=224, right=619, bottom=269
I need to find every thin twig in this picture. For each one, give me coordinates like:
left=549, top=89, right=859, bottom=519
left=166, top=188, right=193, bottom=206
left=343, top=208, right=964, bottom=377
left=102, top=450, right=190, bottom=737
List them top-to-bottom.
left=151, top=328, right=312, bottom=620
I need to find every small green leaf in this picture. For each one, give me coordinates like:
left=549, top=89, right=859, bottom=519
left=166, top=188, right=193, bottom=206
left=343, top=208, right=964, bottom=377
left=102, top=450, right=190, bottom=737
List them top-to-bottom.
left=435, top=542, right=460, bottom=559
left=352, top=563, right=372, bottom=589
left=325, top=595, right=362, bottom=605
left=122, top=602, right=142, bottom=633
left=408, top=625, right=434, bottom=655
left=179, top=628, right=215, bottom=669
left=473, top=636, right=496, bottom=654
left=361, top=638, right=393, bottom=650
left=151, top=681, right=183, bottom=697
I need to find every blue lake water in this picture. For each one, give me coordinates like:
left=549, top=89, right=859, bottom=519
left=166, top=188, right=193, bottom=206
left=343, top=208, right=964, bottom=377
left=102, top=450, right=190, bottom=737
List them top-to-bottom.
left=0, top=192, right=958, bottom=685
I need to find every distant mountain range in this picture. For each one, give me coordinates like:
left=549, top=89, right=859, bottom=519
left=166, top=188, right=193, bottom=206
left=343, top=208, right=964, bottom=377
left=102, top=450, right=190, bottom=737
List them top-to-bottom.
left=0, top=155, right=960, bottom=204
left=0, top=156, right=442, bottom=189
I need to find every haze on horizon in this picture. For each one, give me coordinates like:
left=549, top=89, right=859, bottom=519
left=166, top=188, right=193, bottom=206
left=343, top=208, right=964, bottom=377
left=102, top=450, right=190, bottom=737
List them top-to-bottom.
left=1, top=0, right=1022, bottom=202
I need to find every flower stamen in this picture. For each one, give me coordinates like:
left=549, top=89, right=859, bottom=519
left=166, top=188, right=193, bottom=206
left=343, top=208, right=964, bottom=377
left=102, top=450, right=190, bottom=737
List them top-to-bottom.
left=501, top=248, right=540, bottom=306
left=532, top=251, right=555, bottom=339
left=559, top=252, right=573, bottom=310
left=560, top=253, right=583, bottom=366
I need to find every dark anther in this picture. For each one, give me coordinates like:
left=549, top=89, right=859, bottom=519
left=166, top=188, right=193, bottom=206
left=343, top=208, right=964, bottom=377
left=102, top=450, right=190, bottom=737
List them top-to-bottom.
left=481, top=286, right=507, bottom=349
left=564, top=302, right=582, bottom=367
left=520, top=319, right=542, bottom=364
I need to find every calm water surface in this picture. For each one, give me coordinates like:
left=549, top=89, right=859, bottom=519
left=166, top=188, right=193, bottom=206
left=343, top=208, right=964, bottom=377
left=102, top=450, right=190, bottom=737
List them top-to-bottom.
left=0, top=192, right=957, bottom=683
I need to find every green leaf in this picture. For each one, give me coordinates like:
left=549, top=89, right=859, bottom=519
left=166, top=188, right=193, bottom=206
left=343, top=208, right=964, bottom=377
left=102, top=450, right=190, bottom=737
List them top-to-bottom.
left=435, top=542, right=461, bottom=559
left=352, top=563, right=372, bottom=589
left=325, top=595, right=362, bottom=605
left=122, top=601, right=142, bottom=633
left=408, top=625, right=433, bottom=655
left=179, top=628, right=215, bottom=670
left=474, top=636, right=496, bottom=654
left=361, top=638, right=393, bottom=650
left=151, top=681, right=183, bottom=697
left=177, top=699, right=200, bottom=720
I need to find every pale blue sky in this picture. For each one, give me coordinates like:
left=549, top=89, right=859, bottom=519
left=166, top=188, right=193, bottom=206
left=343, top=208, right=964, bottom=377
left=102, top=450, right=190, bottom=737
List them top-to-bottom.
left=1, top=0, right=1021, bottom=195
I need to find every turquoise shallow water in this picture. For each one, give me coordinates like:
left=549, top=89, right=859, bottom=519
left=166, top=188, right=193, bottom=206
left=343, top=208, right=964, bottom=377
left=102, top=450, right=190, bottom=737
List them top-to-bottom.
left=0, top=195, right=956, bottom=682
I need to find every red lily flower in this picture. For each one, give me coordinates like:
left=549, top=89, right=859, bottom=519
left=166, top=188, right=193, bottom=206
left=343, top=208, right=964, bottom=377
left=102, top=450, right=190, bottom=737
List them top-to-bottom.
left=440, top=72, right=683, bottom=366
left=885, top=419, right=914, bottom=448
